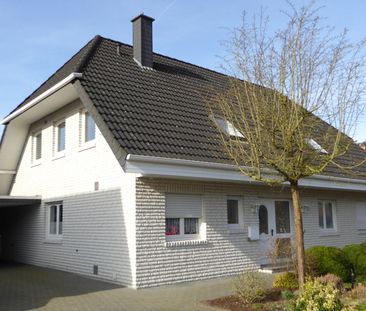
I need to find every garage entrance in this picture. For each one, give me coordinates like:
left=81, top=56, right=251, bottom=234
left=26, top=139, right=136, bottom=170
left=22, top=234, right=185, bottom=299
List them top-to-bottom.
left=0, top=196, right=41, bottom=261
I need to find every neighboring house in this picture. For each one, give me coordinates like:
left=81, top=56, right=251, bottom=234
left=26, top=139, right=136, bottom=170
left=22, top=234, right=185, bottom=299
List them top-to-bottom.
left=0, top=14, right=366, bottom=289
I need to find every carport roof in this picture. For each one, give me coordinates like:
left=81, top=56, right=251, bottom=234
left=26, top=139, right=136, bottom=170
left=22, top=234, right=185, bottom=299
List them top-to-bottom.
left=0, top=196, right=41, bottom=208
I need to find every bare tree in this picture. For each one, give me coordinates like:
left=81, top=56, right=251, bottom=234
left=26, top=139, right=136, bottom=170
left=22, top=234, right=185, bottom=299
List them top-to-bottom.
left=209, top=2, right=366, bottom=286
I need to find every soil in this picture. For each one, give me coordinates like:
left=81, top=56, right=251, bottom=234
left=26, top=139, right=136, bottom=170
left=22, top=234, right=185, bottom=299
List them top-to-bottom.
left=205, top=289, right=285, bottom=311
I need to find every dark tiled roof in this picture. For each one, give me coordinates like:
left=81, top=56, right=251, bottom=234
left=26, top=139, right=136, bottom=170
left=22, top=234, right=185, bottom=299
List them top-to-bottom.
left=10, top=35, right=366, bottom=179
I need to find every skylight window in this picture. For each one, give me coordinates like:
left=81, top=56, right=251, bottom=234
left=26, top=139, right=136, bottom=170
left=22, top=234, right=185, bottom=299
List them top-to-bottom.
left=214, top=117, right=244, bottom=138
left=306, top=138, right=328, bottom=154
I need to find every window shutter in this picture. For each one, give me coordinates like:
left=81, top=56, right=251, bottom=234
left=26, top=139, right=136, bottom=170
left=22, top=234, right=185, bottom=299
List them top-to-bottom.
left=166, top=194, right=202, bottom=218
left=356, top=202, right=366, bottom=230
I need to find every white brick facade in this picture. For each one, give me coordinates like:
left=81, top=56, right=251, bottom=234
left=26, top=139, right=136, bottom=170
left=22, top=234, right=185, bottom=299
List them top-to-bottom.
left=135, top=178, right=366, bottom=288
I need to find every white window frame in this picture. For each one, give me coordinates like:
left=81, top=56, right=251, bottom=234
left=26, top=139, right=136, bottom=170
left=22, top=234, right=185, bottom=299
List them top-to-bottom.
left=79, top=110, right=96, bottom=150
left=53, top=119, right=66, bottom=159
left=32, top=130, right=42, bottom=166
left=165, top=194, right=204, bottom=242
left=227, top=196, right=244, bottom=231
left=318, top=200, right=337, bottom=232
left=45, top=202, right=63, bottom=241
left=356, top=202, right=366, bottom=232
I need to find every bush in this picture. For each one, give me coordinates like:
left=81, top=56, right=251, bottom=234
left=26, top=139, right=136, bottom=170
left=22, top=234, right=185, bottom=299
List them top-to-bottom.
left=343, top=244, right=366, bottom=276
left=306, top=246, right=352, bottom=281
left=234, top=271, right=267, bottom=304
left=273, top=272, right=298, bottom=290
left=317, top=274, right=344, bottom=292
left=357, top=275, right=366, bottom=284
left=293, top=278, right=344, bottom=311
left=345, top=284, right=366, bottom=300
left=281, top=289, right=295, bottom=300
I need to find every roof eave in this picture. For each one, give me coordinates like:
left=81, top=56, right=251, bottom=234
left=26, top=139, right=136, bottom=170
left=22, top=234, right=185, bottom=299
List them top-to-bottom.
left=124, top=154, right=366, bottom=192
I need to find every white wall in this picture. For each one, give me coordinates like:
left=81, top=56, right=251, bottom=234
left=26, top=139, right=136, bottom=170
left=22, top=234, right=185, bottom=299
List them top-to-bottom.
left=7, top=100, right=137, bottom=287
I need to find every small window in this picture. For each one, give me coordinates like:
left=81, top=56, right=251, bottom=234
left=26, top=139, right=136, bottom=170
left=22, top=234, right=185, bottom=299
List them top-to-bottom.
left=85, top=112, right=96, bottom=142
left=214, top=117, right=244, bottom=138
left=57, top=121, right=66, bottom=152
left=32, top=131, right=42, bottom=163
left=306, top=138, right=328, bottom=154
left=165, top=194, right=203, bottom=241
left=227, top=199, right=239, bottom=224
left=318, top=201, right=336, bottom=231
left=47, top=202, right=63, bottom=239
left=356, top=202, right=366, bottom=231
left=259, top=205, right=269, bottom=234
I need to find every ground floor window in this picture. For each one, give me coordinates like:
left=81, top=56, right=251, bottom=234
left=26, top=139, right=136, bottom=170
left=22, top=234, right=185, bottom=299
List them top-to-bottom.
left=165, top=194, right=202, bottom=241
left=318, top=200, right=336, bottom=231
left=46, top=202, right=63, bottom=239
left=356, top=202, right=366, bottom=231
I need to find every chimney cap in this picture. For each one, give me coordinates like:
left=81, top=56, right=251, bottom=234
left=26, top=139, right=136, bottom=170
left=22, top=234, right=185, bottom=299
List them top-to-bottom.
left=131, top=13, right=155, bottom=23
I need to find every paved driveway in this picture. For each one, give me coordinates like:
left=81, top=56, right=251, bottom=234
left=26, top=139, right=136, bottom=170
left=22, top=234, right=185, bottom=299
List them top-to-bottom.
left=0, top=262, right=234, bottom=311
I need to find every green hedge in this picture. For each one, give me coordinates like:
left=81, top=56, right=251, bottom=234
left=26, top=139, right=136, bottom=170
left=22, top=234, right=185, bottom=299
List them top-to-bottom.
left=343, top=244, right=366, bottom=276
left=305, top=246, right=352, bottom=282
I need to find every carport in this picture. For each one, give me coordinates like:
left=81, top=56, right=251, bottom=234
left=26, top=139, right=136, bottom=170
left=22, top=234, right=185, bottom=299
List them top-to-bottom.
left=0, top=196, right=41, bottom=261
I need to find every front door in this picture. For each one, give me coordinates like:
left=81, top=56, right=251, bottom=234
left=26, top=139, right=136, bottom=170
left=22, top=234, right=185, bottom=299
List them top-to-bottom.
left=259, top=199, right=293, bottom=264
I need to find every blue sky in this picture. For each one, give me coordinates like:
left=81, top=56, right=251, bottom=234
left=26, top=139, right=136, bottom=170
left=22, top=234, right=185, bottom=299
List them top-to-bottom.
left=1, top=0, right=366, bottom=141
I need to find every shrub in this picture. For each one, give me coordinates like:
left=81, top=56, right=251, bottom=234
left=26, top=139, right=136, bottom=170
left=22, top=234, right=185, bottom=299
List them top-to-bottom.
left=343, top=244, right=366, bottom=276
left=306, top=246, right=352, bottom=281
left=234, top=271, right=267, bottom=304
left=273, top=272, right=298, bottom=290
left=317, top=274, right=344, bottom=292
left=357, top=275, right=366, bottom=284
left=293, top=278, right=344, bottom=311
left=345, top=284, right=366, bottom=300
left=281, top=289, right=295, bottom=300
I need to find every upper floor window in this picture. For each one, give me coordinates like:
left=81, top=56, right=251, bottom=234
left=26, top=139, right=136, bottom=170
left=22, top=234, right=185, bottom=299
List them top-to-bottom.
left=85, top=112, right=95, bottom=142
left=57, top=121, right=66, bottom=152
left=32, top=131, right=42, bottom=163
left=318, top=200, right=336, bottom=231
left=356, top=202, right=366, bottom=231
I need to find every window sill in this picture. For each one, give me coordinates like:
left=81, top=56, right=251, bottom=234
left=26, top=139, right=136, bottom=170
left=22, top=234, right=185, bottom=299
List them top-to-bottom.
left=79, top=141, right=96, bottom=152
left=52, top=153, right=65, bottom=161
left=31, top=161, right=42, bottom=168
left=319, top=231, right=339, bottom=237
left=44, top=238, right=63, bottom=244
left=165, top=239, right=207, bottom=248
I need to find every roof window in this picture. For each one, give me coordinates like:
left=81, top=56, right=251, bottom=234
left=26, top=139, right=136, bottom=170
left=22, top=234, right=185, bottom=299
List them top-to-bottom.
left=214, top=117, right=244, bottom=138
left=306, top=138, right=328, bottom=154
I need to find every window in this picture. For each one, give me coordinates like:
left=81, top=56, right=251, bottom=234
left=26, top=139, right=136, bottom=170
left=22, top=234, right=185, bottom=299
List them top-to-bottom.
left=84, top=112, right=95, bottom=142
left=214, top=117, right=244, bottom=138
left=57, top=121, right=66, bottom=152
left=32, top=131, right=42, bottom=163
left=306, top=138, right=328, bottom=154
left=165, top=194, right=203, bottom=241
left=227, top=196, right=243, bottom=230
left=227, top=199, right=239, bottom=224
left=318, top=201, right=336, bottom=231
left=46, top=202, right=63, bottom=239
left=356, top=202, right=366, bottom=231
left=259, top=205, right=269, bottom=234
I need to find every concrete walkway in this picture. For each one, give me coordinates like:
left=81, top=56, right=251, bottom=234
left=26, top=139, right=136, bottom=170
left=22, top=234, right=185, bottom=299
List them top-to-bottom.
left=0, top=262, right=234, bottom=311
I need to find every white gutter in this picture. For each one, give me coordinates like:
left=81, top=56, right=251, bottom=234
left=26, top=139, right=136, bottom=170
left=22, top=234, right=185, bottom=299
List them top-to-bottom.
left=1, top=72, right=83, bottom=124
left=125, top=153, right=366, bottom=186
left=0, top=170, right=16, bottom=175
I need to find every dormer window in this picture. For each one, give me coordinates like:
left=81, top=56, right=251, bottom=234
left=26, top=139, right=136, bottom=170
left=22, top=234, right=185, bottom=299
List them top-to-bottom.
left=79, top=110, right=96, bottom=150
left=214, top=117, right=244, bottom=138
left=306, top=138, right=328, bottom=154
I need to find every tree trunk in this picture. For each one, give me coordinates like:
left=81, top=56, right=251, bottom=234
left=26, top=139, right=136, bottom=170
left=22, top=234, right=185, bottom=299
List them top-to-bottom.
left=290, top=180, right=306, bottom=286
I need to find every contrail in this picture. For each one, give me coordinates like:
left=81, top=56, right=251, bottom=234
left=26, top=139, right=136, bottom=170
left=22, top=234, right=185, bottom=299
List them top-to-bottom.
left=155, top=0, right=177, bottom=22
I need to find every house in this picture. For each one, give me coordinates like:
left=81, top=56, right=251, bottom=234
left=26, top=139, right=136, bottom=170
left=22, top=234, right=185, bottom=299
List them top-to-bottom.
left=0, top=14, right=366, bottom=289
